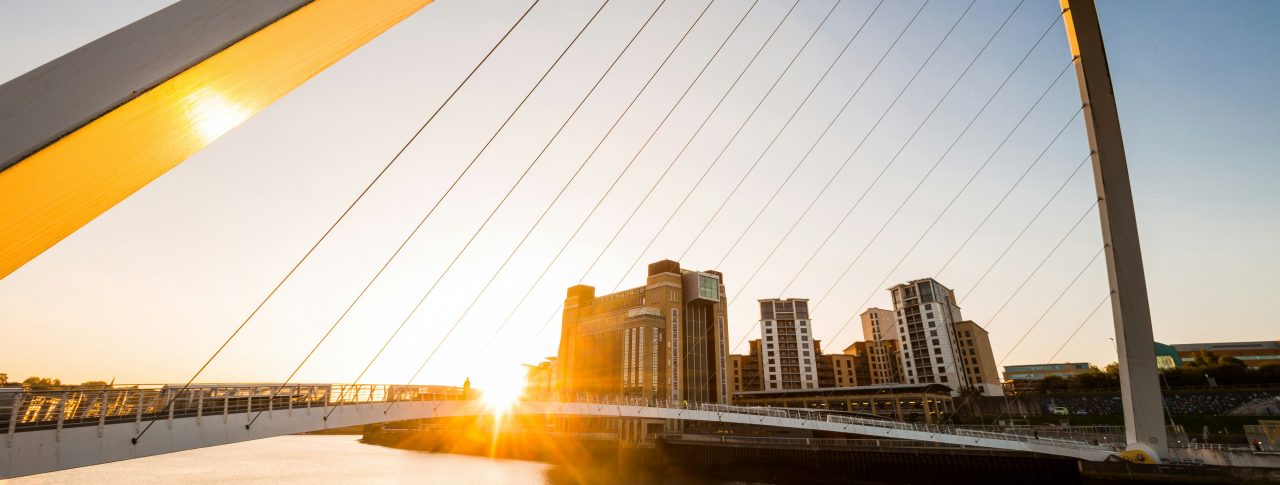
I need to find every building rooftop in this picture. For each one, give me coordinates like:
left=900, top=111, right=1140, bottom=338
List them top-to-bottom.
left=1171, top=341, right=1280, bottom=351
left=733, top=383, right=952, bottom=398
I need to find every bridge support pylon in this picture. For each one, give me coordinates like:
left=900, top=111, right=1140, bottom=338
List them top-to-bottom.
left=1060, top=0, right=1168, bottom=459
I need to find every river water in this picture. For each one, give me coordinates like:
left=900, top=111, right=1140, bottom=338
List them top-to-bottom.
left=3, top=435, right=746, bottom=484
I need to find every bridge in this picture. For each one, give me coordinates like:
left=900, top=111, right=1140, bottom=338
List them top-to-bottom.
left=0, top=0, right=1189, bottom=479
left=1, top=383, right=1118, bottom=478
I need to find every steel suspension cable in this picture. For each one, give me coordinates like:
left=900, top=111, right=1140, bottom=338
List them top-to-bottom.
left=130, top=0, right=542, bottom=445
left=243, top=0, right=644, bottom=427
left=324, top=0, right=727, bottom=407
left=383, top=0, right=775, bottom=397
left=402, top=0, right=776, bottom=381
left=468, top=0, right=819, bottom=353
left=523, top=0, right=873, bottom=345
left=576, top=0, right=851, bottom=296
left=605, top=0, right=917, bottom=293
left=702, top=0, right=999, bottom=271
left=716, top=0, right=1024, bottom=316
left=729, top=8, right=1064, bottom=352
left=808, top=28, right=1068, bottom=315
left=820, top=93, right=1082, bottom=348
left=935, top=137, right=1089, bottom=279
left=940, top=150, right=1089, bottom=300
left=960, top=164, right=1096, bottom=305
left=980, top=200, right=1098, bottom=329
left=997, top=247, right=1104, bottom=364
left=1046, top=292, right=1111, bottom=363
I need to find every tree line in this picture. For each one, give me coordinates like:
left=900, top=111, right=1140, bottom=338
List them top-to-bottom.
left=1034, top=351, right=1280, bottom=393
left=0, top=374, right=110, bottom=389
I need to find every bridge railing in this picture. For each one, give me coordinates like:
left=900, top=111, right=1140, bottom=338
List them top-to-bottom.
left=2, top=384, right=466, bottom=434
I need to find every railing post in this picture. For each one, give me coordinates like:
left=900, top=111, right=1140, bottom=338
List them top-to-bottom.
left=135, top=391, right=144, bottom=431
left=196, top=391, right=204, bottom=426
left=8, top=392, right=23, bottom=446
left=55, top=392, right=68, bottom=439
left=98, top=392, right=107, bottom=436
left=223, top=394, right=230, bottom=424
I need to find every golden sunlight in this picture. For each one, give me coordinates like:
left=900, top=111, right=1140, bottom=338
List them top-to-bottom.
left=183, top=87, right=251, bottom=143
left=476, top=364, right=528, bottom=416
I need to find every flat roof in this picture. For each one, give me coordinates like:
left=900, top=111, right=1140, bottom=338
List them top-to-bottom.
left=1171, top=341, right=1279, bottom=351
left=734, top=383, right=952, bottom=398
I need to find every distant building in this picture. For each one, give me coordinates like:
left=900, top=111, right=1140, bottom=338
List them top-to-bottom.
left=556, top=260, right=730, bottom=441
left=888, top=278, right=969, bottom=394
left=758, top=298, right=818, bottom=390
left=860, top=308, right=903, bottom=385
left=953, top=321, right=1002, bottom=396
left=729, top=339, right=763, bottom=393
left=816, top=340, right=862, bottom=388
left=1172, top=341, right=1280, bottom=369
left=1154, top=342, right=1183, bottom=369
left=523, top=358, right=555, bottom=401
left=1003, top=362, right=1092, bottom=392
left=1004, top=362, right=1093, bottom=380
left=732, top=384, right=955, bottom=424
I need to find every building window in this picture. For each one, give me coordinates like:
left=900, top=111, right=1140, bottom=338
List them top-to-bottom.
left=698, top=275, right=719, bottom=300
left=926, top=313, right=934, bottom=319
left=930, top=330, right=937, bottom=337
left=932, top=339, right=940, bottom=346
left=936, top=357, right=944, bottom=364
left=940, top=376, right=948, bottom=383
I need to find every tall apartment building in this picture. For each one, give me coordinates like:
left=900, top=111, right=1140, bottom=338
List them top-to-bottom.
left=556, top=260, right=731, bottom=406
left=888, top=278, right=969, bottom=395
left=758, top=298, right=818, bottom=390
left=860, top=308, right=904, bottom=385
left=954, top=321, right=1002, bottom=396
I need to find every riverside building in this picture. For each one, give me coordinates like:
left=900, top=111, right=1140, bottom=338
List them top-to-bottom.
left=888, top=278, right=969, bottom=395
left=758, top=298, right=818, bottom=390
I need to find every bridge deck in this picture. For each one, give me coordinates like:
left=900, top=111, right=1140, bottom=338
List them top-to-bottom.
left=1, top=385, right=1116, bottom=478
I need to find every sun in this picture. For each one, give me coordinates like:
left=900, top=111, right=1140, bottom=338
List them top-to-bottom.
left=477, top=365, right=527, bottom=415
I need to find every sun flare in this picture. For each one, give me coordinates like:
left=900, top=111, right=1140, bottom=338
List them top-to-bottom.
left=477, top=365, right=528, bottom=415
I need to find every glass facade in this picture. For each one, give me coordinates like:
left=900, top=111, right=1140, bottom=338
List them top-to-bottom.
left=698, top=274, right=719, bottom=301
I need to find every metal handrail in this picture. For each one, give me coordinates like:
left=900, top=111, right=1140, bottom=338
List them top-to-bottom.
left=4, top=387, right=1115, bottom=454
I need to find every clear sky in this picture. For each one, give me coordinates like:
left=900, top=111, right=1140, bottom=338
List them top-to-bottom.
left=1, top=0, right=1276, bottom=387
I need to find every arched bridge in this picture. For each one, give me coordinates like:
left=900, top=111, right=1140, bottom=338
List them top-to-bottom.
left=1, top=384, right=1115, bottom=478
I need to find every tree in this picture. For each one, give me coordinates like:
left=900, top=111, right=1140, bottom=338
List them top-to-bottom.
left=1186, top=350, right=1246, bottom=369
left=0, top=373, right=7, bottom=385
left=22, top=376, right=62, bottom=388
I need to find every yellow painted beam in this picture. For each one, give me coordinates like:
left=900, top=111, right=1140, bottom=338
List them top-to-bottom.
left=0, top=0, right=431, bottom=279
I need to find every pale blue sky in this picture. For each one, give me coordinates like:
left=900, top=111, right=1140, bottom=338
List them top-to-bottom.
left=0, top=0, right=1275, bottom=385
